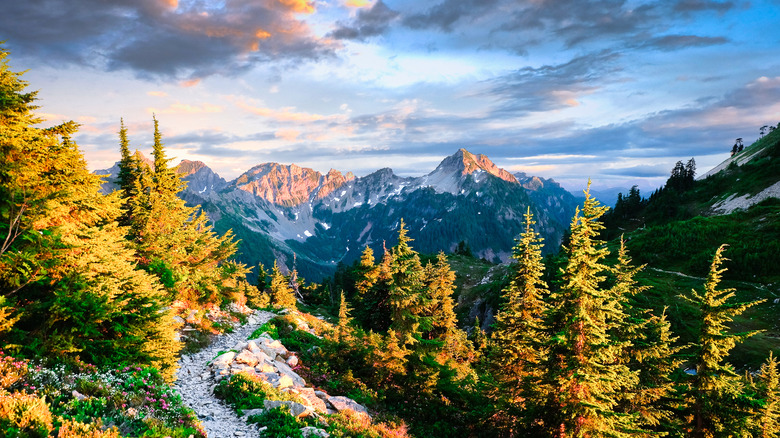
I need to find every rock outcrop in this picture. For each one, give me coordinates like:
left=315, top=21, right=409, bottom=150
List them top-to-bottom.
left=211, top=331, right=369, bottom=418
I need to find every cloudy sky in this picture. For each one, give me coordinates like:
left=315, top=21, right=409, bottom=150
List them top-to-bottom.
left=4, top=0, right=779, bottom=193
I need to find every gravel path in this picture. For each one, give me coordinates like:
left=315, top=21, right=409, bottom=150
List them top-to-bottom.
left=174, top=310, right=276, bottom=438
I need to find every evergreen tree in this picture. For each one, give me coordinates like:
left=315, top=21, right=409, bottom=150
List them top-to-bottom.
left=0, top=46, right=179, bottom=380
left=150, top=115, right=183, bottom=196
left=116, top=118, right=134, bottom=200
left=120, top=119, right=239, bottom=305
left=542, top=183, right=639, bottom=437
left=490, top=207, right=550, bottom=434
left=387, top=220, right=426, bottom=347
left=611, top=238, right=680, bottom=430
left=680, top=244, right=764, bottom=437
left=421, top=252, right=473, bottom=373
left=269, top=260, right=296, bottom=309
left=257, top=262, right=269, bottom=292
left=337, top=290, right=351, bottom=342
left=470, top=316, right=487, bottom=355
left=754, top=352, right=780, bottom=438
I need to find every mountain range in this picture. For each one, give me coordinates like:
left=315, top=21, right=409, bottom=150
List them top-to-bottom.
left=99, top=149, right=580, bottom=281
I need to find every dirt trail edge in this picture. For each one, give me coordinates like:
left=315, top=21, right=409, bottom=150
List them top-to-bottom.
left=174, top=310, right=276, bottom=438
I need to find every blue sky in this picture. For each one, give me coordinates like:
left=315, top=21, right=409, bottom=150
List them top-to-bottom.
left=3, top=0, right=780, bottom=193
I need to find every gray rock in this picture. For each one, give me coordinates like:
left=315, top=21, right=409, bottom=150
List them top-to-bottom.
left=235, top=349, right=260, bottom=366
left=212, top=351, right=236, bottom=366
left=286, top=355, right=299, bottom=367
left=274, top=360, right=306, bottom=387
left=297, top=387, right=328, bottom=414
left=327, top=396, right=368, bottom=415
left=263, top=400, right=313, bottom=418
left=241, top=408, right=265, bottom=418
left=301, top=426, right=330, bottom=438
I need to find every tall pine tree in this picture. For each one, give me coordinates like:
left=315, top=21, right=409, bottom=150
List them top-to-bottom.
left=542, top=183, right=639, bottom=437
left=490, top=207, right=550, bottom=434
left=387, top=220, right=426, bottom=347
left=680, top=245, right=764, bottom=437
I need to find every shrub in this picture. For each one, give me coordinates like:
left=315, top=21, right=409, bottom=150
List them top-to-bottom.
left=0, top=351, right=28, bottom=390
left=214, top=372, right=306, bottom=413
left=0, top=391, right=53, bottom=438
left=247, top=406, right=306, bottom=438
left=326, top=409, right=410, bottom=438
left=56, top=418, right=120, bottom=438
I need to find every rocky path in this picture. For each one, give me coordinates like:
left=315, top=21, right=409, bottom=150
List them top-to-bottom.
left=174, top=310, right=276, bottom=438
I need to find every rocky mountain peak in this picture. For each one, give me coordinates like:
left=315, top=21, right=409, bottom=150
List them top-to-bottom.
left=422, top=149, right=518, bottom=194
left=435, top=149, right=517, bottom=182
left=177, top=159, right=207, bottom=176
left=232, top=162, right=354, bottom=207
left=317, top=169, right=355, bottom=200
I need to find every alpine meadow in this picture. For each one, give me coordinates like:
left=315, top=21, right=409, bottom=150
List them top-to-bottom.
left=2, top=1, right=780, bottom=437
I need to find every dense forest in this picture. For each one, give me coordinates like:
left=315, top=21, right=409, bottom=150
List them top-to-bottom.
left=2, top=45, right=779, bottom=438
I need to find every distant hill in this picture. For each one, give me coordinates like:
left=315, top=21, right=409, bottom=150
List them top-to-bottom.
left=98, top=149, right=580, bottom=281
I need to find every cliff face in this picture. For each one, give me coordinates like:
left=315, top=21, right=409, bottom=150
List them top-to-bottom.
left=457, top=149, right=518, bottom=184
left=233, top=163, right=355, bottom=207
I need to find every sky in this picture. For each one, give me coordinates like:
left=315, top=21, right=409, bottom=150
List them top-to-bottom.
left=3, top=0, right=780, bottom=194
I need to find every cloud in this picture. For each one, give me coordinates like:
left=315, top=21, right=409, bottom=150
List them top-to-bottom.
left=1, top=0, right=336, bottom=79
left=329, top=0, right=400, bottom=40
left=345, top=0, right=372, bottom=8
left=403, top=0, right=500, bottom=32
left=673, top=0, right=735, bottom=14
left=641, top=34, right=728, bottom=51
left=487, top=50, right=622, bottom=114
left=147, top=91, right=169, bottom=97
left=233, top=99, right=341, bottom=123
left=147, top=102, right=223, bottom=115
left=275, top=129, right=301, bottom=141
left=601, top=165, right=671, bottom=177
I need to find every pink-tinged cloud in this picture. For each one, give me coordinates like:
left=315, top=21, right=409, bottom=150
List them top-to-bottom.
left=277, top=0, right=315, bottom=14
left=345, top=0, right=372, bottom=8
left=180, top=79, right=201, bottom=87
left=147, top=91, right=169, bottom=97
left=234, top=99, right=337, bottom=123
left=147, top=102, right=224, bottom=115
left=275, top=129, right=301, bottom=141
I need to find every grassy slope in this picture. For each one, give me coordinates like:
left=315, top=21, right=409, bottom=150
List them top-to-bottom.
left=602, top=128, right=780, bottom=368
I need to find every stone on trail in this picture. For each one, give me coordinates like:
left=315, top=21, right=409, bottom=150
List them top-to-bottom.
left=235, top=349, right=260, bottom=366
left=212, top=351, right=236, bottom=366
left=273, top=360, right=306, bottom=387
left=255, top=362, right=275, bottom=373
left=296, top=387, right=328, bottom=414
left=327, top=396, right=368, bottom=415
left=263, top=399, right=313, bottom=418
left=301, top=426, right=330, bottom=438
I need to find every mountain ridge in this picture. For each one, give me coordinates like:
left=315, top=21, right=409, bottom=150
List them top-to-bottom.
left=98, top=149, right=580, bottom=280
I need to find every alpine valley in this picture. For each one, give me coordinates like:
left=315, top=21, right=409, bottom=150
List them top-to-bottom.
left=98, top=148, right=580, bottom=281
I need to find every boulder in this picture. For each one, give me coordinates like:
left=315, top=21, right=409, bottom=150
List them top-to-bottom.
left=259, top=338, right=288, bottom=358
left=247, top=341, right=262, bottom=354
left=235, top=350, right=259, bottom=367
left=211, top=351, right=236, bottom=367
left=287, top=355, right=299, bottom=367
left=274, top=361, right=306, bottom=387
left=255, top=362, right=275, bottom=373
left=230, top=364, right=254, bottom=375
left=296, top=387, right=328, bottom=414
left=327, top=396, right=368, bottom=415
left=263, top=400, right=313, bottom=418
left=241, top=408, right=265, bottom=418
left=301, top=426, right=329, bottom=438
